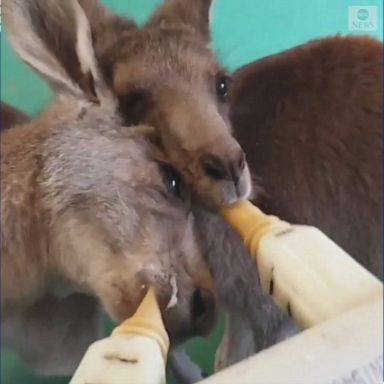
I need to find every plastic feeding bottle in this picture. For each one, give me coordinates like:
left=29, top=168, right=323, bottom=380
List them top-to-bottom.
left=220, top=200, right=383, bottom=329
left=70, top=287, right=169, bottom=384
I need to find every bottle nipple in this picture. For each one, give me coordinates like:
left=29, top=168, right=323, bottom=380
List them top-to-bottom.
left=220, top=200, right=291, bottom=251
left=112, top=287, right=170, bottom=360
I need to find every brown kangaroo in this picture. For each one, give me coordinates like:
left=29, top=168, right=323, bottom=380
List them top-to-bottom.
left=2, top=0, right=217, bottom=376
left=5, top=0, right=252, bottom=208
left=210, top=35, right=382, bottom=370
left=231, top=35, right=383, bottom=278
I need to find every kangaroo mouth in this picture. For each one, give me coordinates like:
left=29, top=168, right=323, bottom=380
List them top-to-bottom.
left=137, top=268, right=179, bottom=311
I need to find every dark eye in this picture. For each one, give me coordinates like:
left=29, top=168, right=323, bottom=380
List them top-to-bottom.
left=215, top=74, right=231, bottom=101
left=118, top=89, right=150, bottom=126
left=160, top=164, right=184, bottom=198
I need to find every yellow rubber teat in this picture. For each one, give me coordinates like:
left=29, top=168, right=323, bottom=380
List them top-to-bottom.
left=220, top=200, right=291, bottom=254
left=112, top=287, right=170, bottom=360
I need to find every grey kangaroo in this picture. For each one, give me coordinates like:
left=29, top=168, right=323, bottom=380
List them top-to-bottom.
left=2, top=0, right=218, bottom=377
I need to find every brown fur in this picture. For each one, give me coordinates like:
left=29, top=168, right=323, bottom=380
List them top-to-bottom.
left=2, top=0, right=218, bottom=376
left=206, top=35, right=383, bottom=371
left=230, top=35, right=383, bottom=278
left=1, top=102, right=30, bottom=130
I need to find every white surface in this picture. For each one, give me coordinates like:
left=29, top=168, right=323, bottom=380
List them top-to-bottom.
left=200, top=298, right=383, bottom=384
left=70, top=335, right=166, bottom=384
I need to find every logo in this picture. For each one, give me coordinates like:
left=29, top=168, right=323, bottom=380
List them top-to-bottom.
left=349, top=6, right=378, bottom=31
left=357, top=8, right=370, bottom=21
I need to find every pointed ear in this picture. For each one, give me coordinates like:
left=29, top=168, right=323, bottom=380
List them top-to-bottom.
left=3, top=0, right=108, bottom=101
left=77, top=0, right=137, bottom=86
left=147, top=0, right=214, bottom=40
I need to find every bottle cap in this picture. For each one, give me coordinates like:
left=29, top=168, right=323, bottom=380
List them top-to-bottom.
left=112, top=287, right=170, bottom=360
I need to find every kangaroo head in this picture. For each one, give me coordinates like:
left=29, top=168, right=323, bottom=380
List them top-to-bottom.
left=3, top=0, right=217, bottom=343
left=80, top=0, right=253, bottom=206
left=42, top=116, right=217, bottom=343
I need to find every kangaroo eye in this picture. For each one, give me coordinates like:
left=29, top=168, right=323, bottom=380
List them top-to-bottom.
left=215, top=74, right=231, bottom=101
left=160, top=164, right=184, bottom=198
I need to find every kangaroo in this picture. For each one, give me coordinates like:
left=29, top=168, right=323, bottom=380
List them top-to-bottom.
left=2, top=0, right=217, bottom=376
left=5, top=0, right=252, bottom=208
left=210, top=35, right=382, bottom=370
left=230, top=35, right=383, bottom=278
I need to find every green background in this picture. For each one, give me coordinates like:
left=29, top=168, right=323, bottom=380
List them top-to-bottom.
left=1, top=0, right=382, bottom=383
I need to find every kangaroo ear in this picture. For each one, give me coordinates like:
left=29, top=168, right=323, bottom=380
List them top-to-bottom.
left=3, top=0, right=108, bottom=101
left=77, top=0, right=137, bottom=86
left=148, top=0, right=214, bottom=40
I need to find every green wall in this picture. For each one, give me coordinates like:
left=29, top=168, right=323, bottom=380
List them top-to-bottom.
left=1, top=0, right=382, bottom=383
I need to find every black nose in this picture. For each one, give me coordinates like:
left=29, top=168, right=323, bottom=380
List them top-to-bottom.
left=201, top=150, right=246, bottom=186
left=191, top=288, right=216, bottom=335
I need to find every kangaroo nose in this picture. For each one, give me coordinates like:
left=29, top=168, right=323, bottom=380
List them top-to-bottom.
left=201, top=149, right=246, bottom=185
left=191, top=288, right=216, bottom=336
